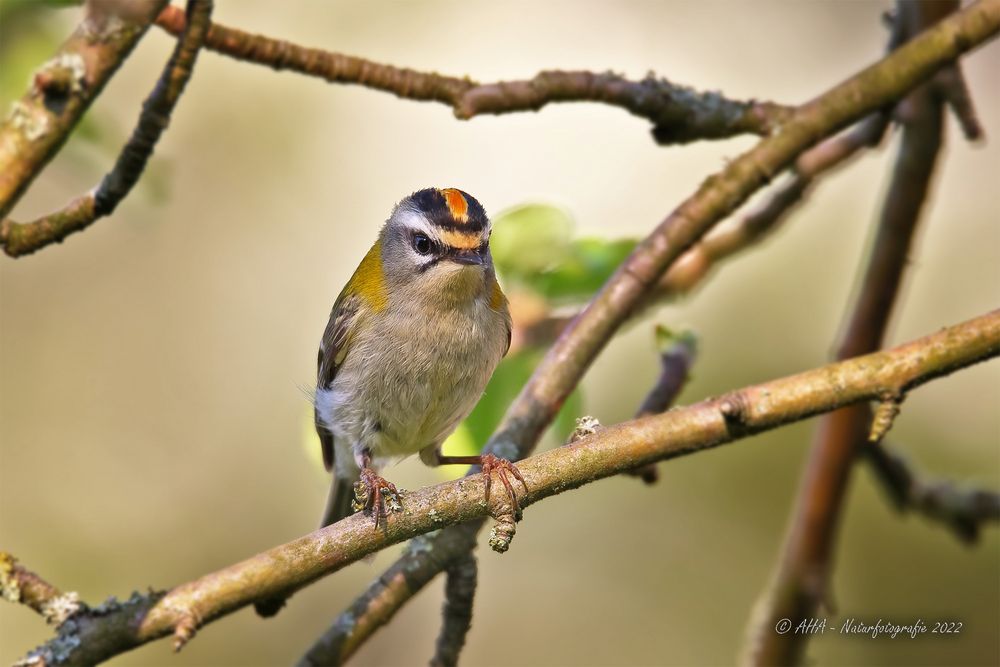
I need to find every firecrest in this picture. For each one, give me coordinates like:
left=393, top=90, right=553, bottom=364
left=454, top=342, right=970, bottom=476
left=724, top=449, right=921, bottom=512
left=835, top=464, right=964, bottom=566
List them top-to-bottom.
left=314, top=188, right=525, bottom=528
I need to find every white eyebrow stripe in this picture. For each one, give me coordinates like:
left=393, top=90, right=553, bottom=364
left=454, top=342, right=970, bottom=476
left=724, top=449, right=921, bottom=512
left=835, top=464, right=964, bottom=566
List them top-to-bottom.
left=395, top=208, right=438, bottom=240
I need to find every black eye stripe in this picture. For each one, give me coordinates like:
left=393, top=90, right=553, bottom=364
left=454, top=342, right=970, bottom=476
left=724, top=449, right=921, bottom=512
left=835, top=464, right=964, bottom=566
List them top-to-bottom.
left=417, top=256, right=442, bottom=273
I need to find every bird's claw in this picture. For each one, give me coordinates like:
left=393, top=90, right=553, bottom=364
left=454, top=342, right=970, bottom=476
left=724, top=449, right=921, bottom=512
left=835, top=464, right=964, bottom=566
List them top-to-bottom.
left=480, top=454, right=528, bottom=517
left=353, top=469, right=400, bottom=529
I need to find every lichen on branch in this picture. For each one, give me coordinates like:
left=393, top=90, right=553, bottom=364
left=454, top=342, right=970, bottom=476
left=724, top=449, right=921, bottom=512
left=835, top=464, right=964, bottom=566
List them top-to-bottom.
left=0, top=0, right=214, bottom=258
left=0, top=0, right=170, bottom=221
left=154, top=4, right=790, bottom=145
left=9, top=309, right=1000, bottom=666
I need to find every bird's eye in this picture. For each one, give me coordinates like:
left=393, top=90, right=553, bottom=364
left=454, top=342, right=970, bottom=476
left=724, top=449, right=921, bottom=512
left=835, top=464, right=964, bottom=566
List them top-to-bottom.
left=412, top=234, right=432, bottom=255
left=477, top=242, right=488, bottom=256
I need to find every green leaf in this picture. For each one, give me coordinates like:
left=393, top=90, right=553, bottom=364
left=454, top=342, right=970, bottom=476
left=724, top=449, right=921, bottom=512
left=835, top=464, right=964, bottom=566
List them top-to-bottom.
left=490, top=204, right=574, bottom=279
left=528, top=237, right=637, bottom=302
left=439, top=348, right=586, bottom=469
left=455, top=350, right=541, bottom=449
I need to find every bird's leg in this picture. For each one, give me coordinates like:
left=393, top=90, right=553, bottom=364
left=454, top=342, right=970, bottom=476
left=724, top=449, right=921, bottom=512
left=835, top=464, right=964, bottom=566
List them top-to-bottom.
left=353, top=449, right=399, bottom=530
left=433, top=453, right=528, bottom=513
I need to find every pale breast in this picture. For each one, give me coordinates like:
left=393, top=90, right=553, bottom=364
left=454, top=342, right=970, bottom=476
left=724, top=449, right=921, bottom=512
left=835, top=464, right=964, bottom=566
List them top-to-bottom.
left=321, top=294, right=508, bottom=463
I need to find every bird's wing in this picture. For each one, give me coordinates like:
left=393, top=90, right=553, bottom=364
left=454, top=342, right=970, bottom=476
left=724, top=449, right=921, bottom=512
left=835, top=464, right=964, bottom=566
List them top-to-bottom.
left=315, top=290, right=362, bottom=472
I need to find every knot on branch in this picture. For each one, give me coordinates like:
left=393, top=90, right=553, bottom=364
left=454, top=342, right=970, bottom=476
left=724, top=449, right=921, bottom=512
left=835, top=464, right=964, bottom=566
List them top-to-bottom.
left=33, top=53, right=87, bottom=116
left=719, top=391, right=753, bottom=434
left=869, top=393, right=904, bottom=443
left=483, top=459, right=525, bottom=554
left=488, top=513, right=516, bottom=554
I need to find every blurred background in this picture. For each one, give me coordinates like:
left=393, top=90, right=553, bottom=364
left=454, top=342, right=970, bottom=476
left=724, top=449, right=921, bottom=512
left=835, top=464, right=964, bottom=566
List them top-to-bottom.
left=1, top=1, right=998, bottom=665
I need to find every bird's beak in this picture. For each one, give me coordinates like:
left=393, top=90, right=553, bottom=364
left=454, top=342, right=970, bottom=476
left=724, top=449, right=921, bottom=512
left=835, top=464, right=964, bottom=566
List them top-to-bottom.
left=449, top=248, right=484, bottom=266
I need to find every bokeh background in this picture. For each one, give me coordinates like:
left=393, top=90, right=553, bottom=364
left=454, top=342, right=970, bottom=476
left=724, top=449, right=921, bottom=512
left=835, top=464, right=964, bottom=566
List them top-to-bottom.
left=1, top=2, right=998, bottom=666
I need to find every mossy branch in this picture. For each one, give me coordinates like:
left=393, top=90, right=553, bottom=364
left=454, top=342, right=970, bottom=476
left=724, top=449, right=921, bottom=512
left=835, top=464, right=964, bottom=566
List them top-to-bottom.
left=0, top=0, right=213, bottom=258
left=0, top=0, right=169, bottom=221
left=335, top=1, right=1000, bottom=659
left=154, top=4, right=790, bottom=146
left=8, top=309, right=1000, bottom=666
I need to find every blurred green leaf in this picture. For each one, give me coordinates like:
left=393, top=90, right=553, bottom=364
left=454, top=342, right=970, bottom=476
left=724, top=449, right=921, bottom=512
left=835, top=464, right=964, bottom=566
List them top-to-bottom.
left=0, top=31, right=56, bottom=107
left=491, top=202, right=638, bottom=305
left=491, top=204, right=574, bottom=278
left=529, top=237, right=637, bottom=302
left=439, top=349, right=584, bottom=475
left=459, top=350, right=540, bottom=448
left=439, top=422, right=479, bottom=459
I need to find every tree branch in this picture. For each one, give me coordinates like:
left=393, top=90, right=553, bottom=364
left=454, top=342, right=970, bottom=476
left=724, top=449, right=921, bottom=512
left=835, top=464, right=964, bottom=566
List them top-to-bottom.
left=0, top=0, right=214, bottom=258
left=0, top=0, right=169, bottom=221
left=649, top=0, right=992, bottom=305
left=330, top=2, right=1000, bottom=659
left=744, top=3, right=958, bottom=664
left=153, top=4, right=791, bottom=145
left=651, top=112, right=889, bottom=301
left=515, top=113, right=891, bottom=352
left=9, top=309, right=1000, bottom=666
left=299, top=326, right=697, bottom=666
left=625, top=327, right=697, bottom=484
left=863, top=441, right=1000, bottom=542
left=294, top=528, right=477, bottom=667
left=1, top=552, right=81, bottom=627
left=430, top=553, right=478, bottom=667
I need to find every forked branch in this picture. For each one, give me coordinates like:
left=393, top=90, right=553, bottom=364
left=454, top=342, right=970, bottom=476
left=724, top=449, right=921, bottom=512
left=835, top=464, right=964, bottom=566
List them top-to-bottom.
left=0, top=0, right=214, bottom=258
left=0, top=0, right=169, bottom=221
left=326, top=2, right=1000, bottom=661
left=744, top=3, right=962, bottom=664
left=8, top=309, right=999, bottom=666
left=864, top=442, right=1000, bottom=542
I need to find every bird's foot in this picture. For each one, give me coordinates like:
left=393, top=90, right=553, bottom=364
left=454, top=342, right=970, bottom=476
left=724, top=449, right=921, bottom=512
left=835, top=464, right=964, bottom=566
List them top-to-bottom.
left=480, top=454, right=528, bottom=517
left=353, top=469, right=401, bottom=529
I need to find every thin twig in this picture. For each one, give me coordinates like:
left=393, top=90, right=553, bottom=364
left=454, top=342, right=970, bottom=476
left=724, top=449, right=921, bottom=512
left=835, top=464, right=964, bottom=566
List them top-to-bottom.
left=0, top=0, right=214, bottom=258
left=0, top=0, right=170, bottom=220
left=896, top=0, right=984, bottom=141
left=329, top=3, right=1000, bottom=660
left=743, top=3, right=956, bottom=664
left=154, top=4, right=791, bottom=145
left=312, top=103, right=881, bottom=651
left=515, top=113, right=890, bottom=351
left=652, top=113, right=889, bottom=300
left=9, top=309, right=1000, bottom=666
left=626, top=327, right=698, bottom=484
left=299, top=330, right=696, bottom=666
left=863, top=441, right=1000, bottom=542
left=295, top=529, right=477, bottom=667
left=1, top=552, right=81, bottom=626
left=430, top=553, right=478, bottom=667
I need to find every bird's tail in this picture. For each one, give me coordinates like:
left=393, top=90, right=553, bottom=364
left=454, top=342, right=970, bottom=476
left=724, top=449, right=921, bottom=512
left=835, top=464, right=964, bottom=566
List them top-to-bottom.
left=320, top=474, right=356, bottom=528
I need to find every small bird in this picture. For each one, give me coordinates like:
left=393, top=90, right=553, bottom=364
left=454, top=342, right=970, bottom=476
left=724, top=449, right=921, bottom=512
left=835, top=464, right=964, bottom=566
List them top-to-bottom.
left=315, top=188, right=525, bottom=529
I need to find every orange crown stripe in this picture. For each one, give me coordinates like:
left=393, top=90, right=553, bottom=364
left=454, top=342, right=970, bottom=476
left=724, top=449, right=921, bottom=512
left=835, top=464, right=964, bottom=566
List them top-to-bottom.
left=440, top=188, right=469, bottom=223
left=439, top=229, right=481, bottom=249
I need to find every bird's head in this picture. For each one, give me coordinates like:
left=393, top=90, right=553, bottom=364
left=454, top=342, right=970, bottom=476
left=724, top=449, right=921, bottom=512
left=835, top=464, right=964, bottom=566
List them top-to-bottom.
left=379, top=188, right=496, bottom=304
